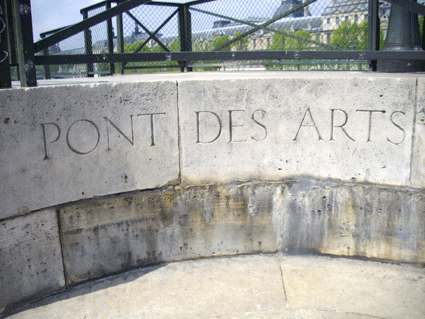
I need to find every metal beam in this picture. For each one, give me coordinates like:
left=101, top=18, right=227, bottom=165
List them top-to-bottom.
left=0, top=0, right=11, bottom=88
left=12, top=0, right=36, bottom=87
left=34, top=0, right=152, bottom=53
left=106, top=0, right=114, bottom=75
left=367, top=0, right=380, bottom=71
left=80, top=1, right=110, bottom=14
left=178, top=4, right=192, bottom=71
left=122, top=7, right=178, bottom=68
left=126, top=11, right=169, bottom=52
left=116, top=12, right=124, bottom=74
left=40, top=25, right=71, bottom=38
left=34, top=50, right=425, bottom=65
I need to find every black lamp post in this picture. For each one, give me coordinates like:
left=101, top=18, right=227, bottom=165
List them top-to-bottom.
left=378, top=1, right=425, bottom=72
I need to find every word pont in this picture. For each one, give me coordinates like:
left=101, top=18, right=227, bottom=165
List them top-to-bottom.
left=41, top=113, right=166, bottom=160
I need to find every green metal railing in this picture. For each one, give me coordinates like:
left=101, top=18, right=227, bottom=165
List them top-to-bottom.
left=1, top=0, right=425, bottom=88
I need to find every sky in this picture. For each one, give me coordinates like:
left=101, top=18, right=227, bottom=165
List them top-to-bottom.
left=32, top=0, right=99, bottom=41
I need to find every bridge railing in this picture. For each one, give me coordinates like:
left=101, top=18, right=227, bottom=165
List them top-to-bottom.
left=1, top=0, right=424, bottom=89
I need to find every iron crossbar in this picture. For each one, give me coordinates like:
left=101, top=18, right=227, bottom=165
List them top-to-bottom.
left=34, top=50, right=425, bottom=65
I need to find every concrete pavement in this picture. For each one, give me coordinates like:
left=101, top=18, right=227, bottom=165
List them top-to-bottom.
left=5, top=254, right=425, bottom=319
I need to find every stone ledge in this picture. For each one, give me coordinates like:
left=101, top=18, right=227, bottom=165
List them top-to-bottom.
left=2, top=73, right=425, bottom=220
left=1, top=178, right=424, bottom=316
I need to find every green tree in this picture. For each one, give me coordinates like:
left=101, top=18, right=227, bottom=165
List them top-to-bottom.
left=419, top=16, right=424, bottom=47
left=330, top=20, right=363, bottom=50
left=356, top=20, right=385, bottom=51
left=267, top=30, right=311, bottom=70
left=269, top=30, right=311, bottom=51
left=286, top=30, right=311, bottom=50
left=232, top=31, right=248, bottom=51
left=269, top=33, right=286, bottom=51
left=212, top=35, right=231, bottom=51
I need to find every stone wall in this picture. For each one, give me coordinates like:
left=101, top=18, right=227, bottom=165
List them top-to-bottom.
left=1, top=73, right=424, bottom=315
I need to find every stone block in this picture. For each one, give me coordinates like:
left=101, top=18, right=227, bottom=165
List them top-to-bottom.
left=178, top=77, right=415, bottom=187
left=411, top=78, right=425, bottom=188
left=0, top=81, right=179, bottom=220
left=281, top=179, right=425, bottom=264
left=59, top=182, right=281, bottom=285
left=0, top=209, right=64, bottom=314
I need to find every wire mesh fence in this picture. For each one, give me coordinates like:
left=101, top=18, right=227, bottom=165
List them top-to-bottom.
left=17, top=0, right=425, bottom=80
left=188, top=0, right=397, bottom=71
left=119, top=3, right=181, bottom=73
left=87, top=4, right=110, bottom=76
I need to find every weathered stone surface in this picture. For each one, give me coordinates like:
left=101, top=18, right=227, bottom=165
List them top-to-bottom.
left=2, top=73, right=425, bottom=315
left=178, top=77, right=415, bottom=187
left=411, top=78, right=425, bottom=188
left=0, top=81, right=179, bottom=220
left=281, top=179, right=425, bottom=264
left=60, top=183, right=281, bottom=285
left=0, top=209, right=64, bottom=314
left=8, top=254, right=425, bottom=319
left=279, top=255, right=425, bottom=319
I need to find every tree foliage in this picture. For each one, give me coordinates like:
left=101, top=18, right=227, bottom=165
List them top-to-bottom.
left=330, top=20, right=363, bottom=50
left=331, top=20, right=385, bottom=51
left=267, top=30, right=312, bottom=70
left=269, top=30, right=312, bottom=51
left=232, top=32, right=248, bottom=51
left=212, top=35, right=231, bottom=51
left=118, top=40, right=180, bottom=74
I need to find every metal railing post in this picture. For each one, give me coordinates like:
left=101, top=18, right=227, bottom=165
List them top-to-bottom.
left=0, top=0, right=11, bottom=88
left=12, top=0, right=36, bottom=87
left=106, top=0, right=114, bottom=76
left=367, top=0, right=380, bottom=71
left=378, top=0, right=424, bottom=72
left=178, top=4, right=192, bottom=72
left=82, top=9, right=94, bottom=77
left=116, top=11, right=124, bottom=74
left=41, top=34, right=51, bottom=79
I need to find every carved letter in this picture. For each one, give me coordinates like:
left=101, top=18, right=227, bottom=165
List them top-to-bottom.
left=293, top=108, right=322, bottom=141
left=330, top=109, right=355, bottom=142
left=229, top=110, right=247, bottom=143
left=251, top=110, right=267, bottom=141
left=356, top=110, right=386, bottom=142
left=195, top=111, right=222, bottom=144
left=387, top=111, right=406, bottom=145
left=137, top=113, right=166, bottom=147
left=104, top=116, right=134, bottom=151
left=66, top=120, right=100, bottom=155
left=41, top=123, right=61, bottom=160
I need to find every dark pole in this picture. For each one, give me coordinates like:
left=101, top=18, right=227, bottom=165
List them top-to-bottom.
left=0, top=0, right=11, bottom=88
left=12, top=0, right=36, bottom=87
left=106, top=0, right=114, bottom=76
left=367, top=0, right=380, bottom=71
left=378, top=0, right=424, bottom=72
left=178, top=4, right=192, bottom=72
left=82, top=9, right=94, bottom=77
left=116, top=12, right=124, bottom=74
left=41, top=34, right=51, bottom=79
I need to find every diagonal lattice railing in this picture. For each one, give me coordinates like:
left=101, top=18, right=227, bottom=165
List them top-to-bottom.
left=1, top=0, right=425, bottom=88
